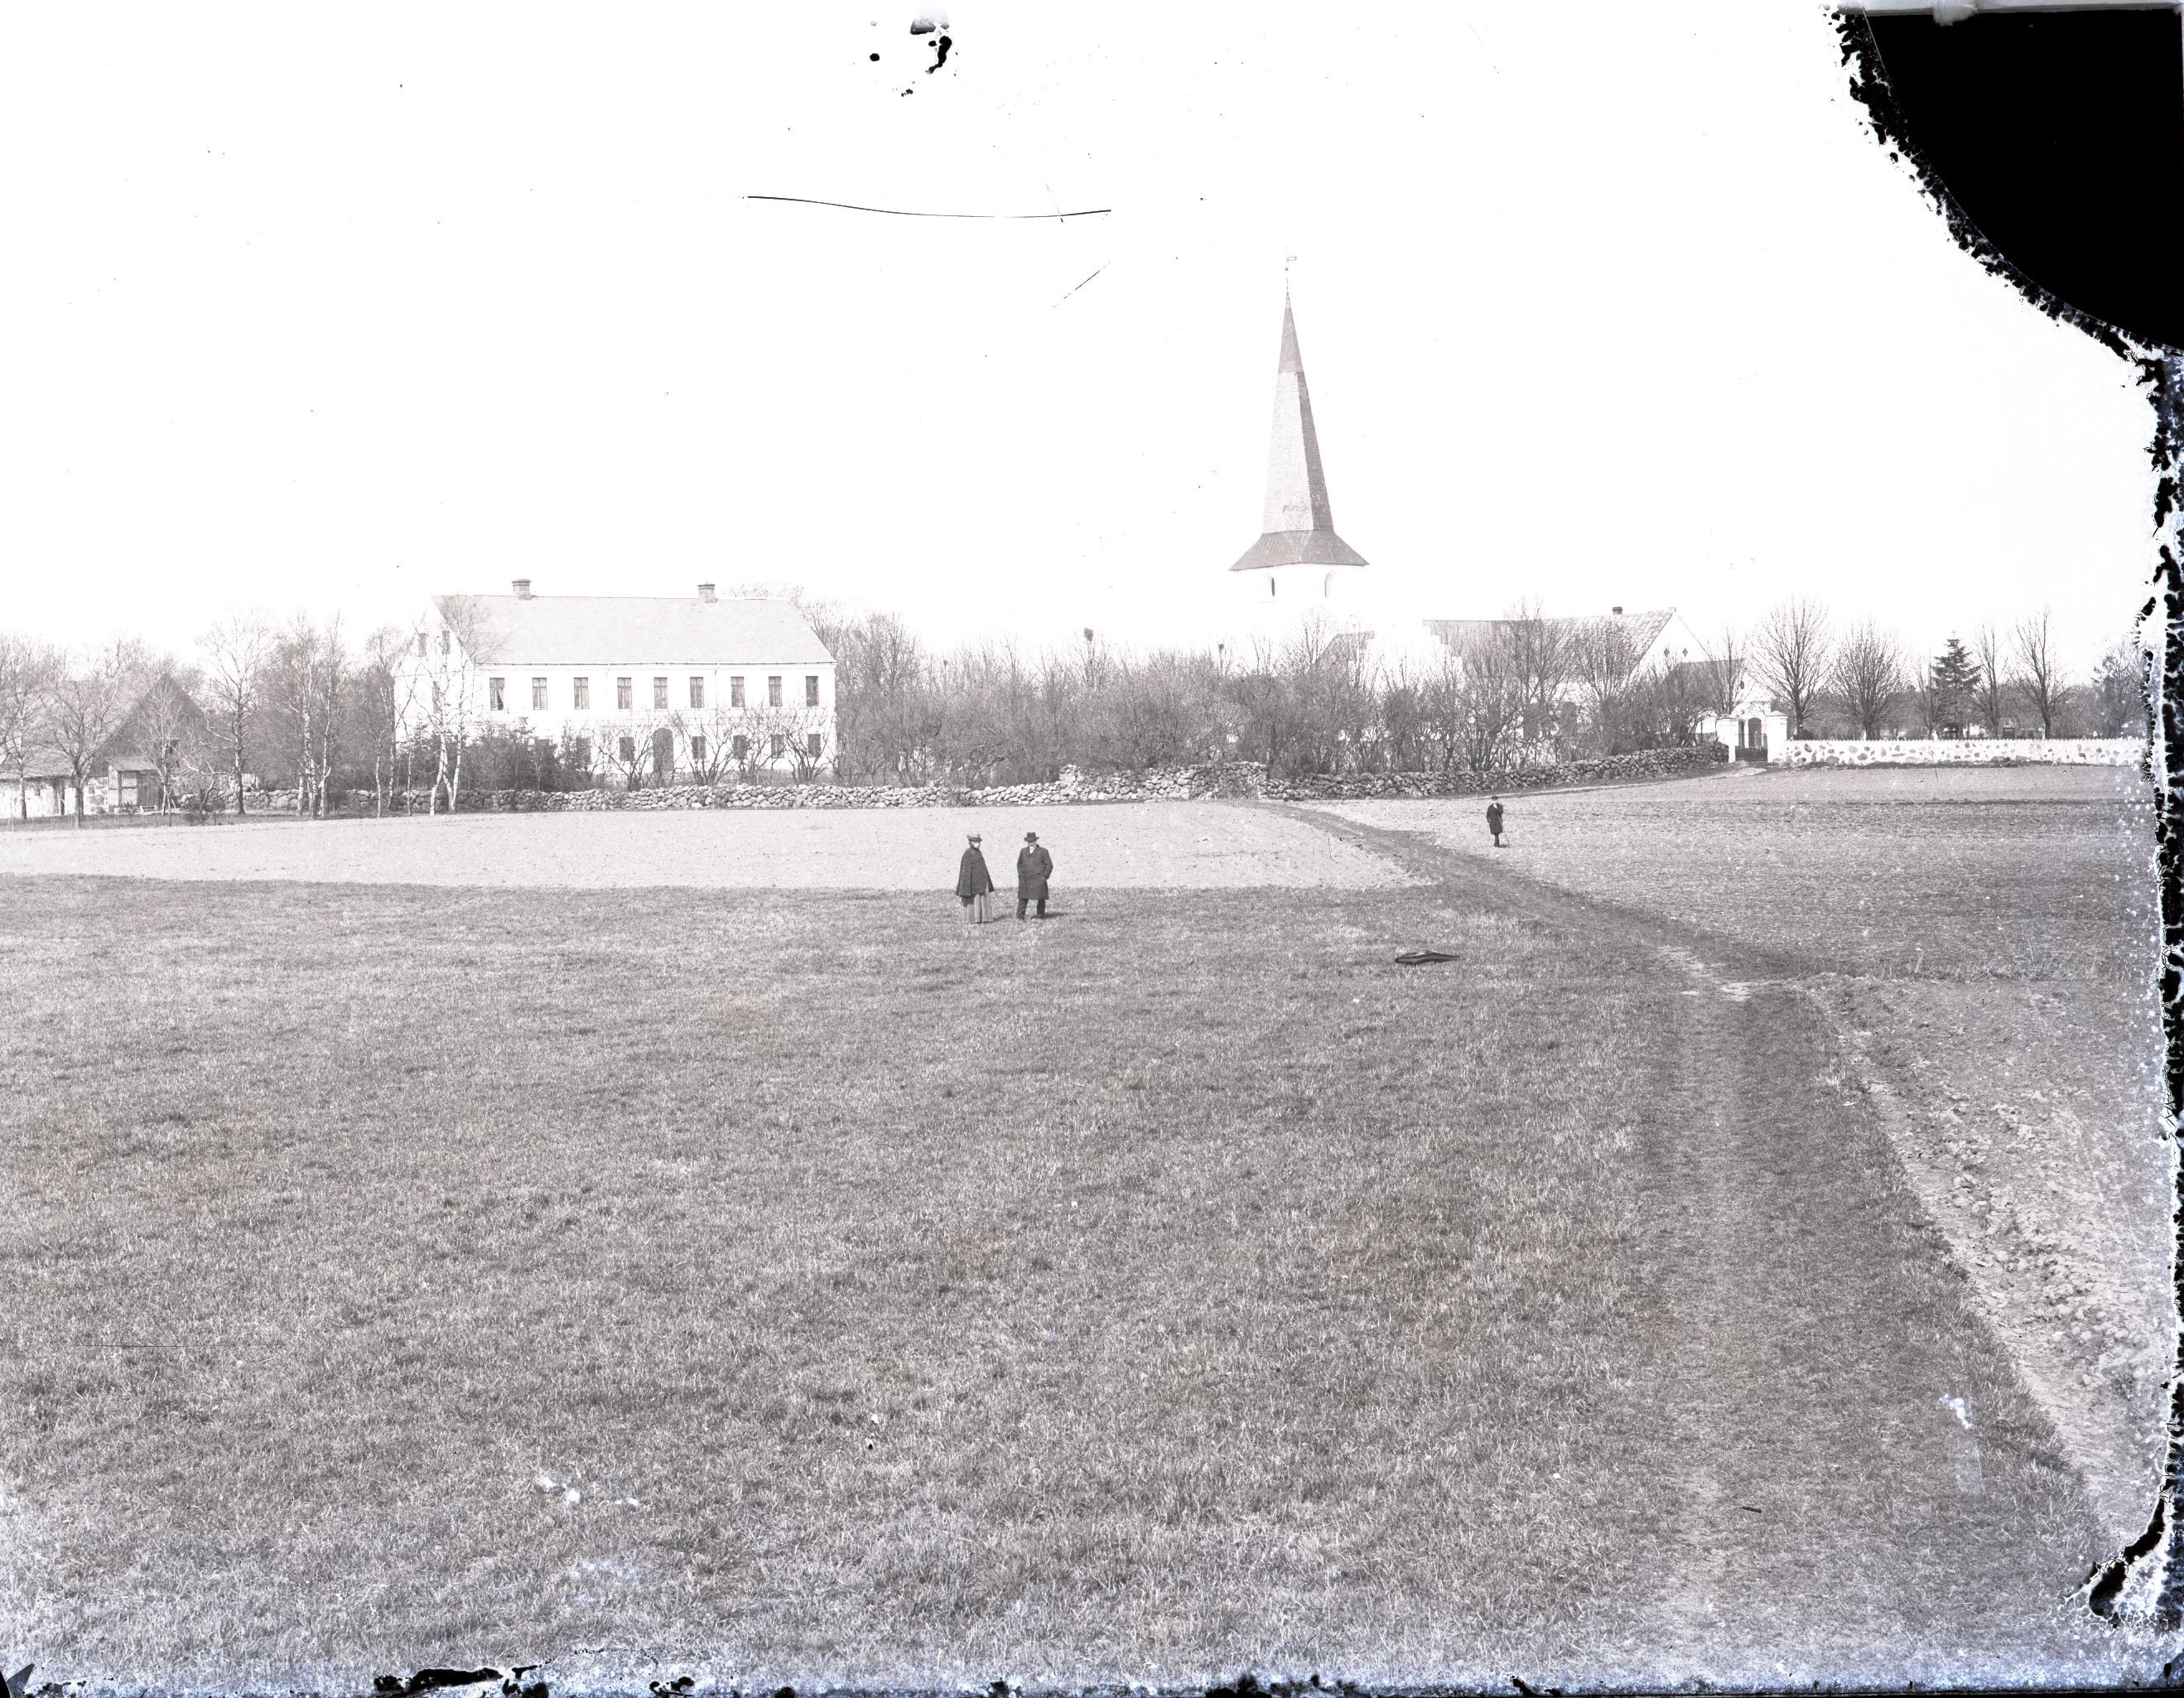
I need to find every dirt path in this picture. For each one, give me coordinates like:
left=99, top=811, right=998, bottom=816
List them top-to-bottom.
left=1285, top=804, right=2128, bottom=1675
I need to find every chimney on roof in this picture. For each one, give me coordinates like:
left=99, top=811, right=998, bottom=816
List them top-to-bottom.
left=513, top=579, right=533, bottom=599
left=697, top=582, right=716, bottom=603
left=1611, top=605, right=1623, bottom=615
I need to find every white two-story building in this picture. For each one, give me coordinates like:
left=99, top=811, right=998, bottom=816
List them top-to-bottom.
left=399, top=581, right=838, bottom=784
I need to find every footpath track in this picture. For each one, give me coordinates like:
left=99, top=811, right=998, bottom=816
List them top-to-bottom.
left=1280, top=803, right=2121, bottom=1676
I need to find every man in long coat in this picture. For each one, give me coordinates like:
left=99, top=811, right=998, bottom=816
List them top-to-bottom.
left=1015, top=831, right=1053, bottom=919
left=956, top=833, right=995, bottom=923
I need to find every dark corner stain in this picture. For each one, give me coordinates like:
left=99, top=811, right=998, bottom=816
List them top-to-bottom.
left=1830, top=10, right=2137, bottom=364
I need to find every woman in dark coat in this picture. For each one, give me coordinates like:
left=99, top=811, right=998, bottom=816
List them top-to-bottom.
left=1015, top=831, right=1053, bottom=919
left=956, top=834, right=995, bottom=924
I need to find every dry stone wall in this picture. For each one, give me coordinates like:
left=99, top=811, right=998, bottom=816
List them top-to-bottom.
left=1781, top=738, right=2144, bottom=768
left=1257, top=744, right=1728, bottom=800
left=296, top=746, right=1731, bottom=816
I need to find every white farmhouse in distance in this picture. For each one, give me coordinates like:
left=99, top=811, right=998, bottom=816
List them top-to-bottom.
left=399, top=581, right=837, bottom=785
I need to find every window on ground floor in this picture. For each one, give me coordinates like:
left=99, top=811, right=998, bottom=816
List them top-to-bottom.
left=806, top=731, right=822, bottom=759
left=770, top=732, right=785, bottom=760
left=619, top=734, right=636, bottom=764
left=691, top=734, right=707, bottom=766
left=731, top=734, right=748, bottom=762
left=572, top=736, right=592, bottom=769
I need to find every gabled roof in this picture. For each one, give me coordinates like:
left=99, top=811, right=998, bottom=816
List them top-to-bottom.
left=434, top=595, right=833, bottom=667
left=1425, top=609, right=1676, bottom=662
left=11, top=672, right=205, bottom=779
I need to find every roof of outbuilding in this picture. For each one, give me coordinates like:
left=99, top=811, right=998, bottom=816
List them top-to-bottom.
left=436, top=595, right=834, bottom=667
left=1424, top=609, right=1676, bottom=659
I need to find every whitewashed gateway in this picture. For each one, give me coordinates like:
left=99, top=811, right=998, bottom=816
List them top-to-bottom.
left=399, top=583, right=837, bottom=785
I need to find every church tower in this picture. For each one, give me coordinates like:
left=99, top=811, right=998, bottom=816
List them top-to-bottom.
left=1230, top=289, right=1368, bottom=615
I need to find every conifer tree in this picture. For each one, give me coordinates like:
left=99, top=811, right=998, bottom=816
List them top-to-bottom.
left=1926, top=635, right=1982, bottom=737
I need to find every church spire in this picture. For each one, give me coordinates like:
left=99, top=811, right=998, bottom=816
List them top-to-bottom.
left=1230, top=287, right=1368, bottom=573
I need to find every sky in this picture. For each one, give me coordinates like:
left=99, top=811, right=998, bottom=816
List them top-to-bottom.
left=0, top=2, right=2159, bottom=678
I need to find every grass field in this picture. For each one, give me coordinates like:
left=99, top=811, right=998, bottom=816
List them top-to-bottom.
left=1316, top=763, right=2172, bottom=1544
left=0, top=784, right=2169, bottom=1691
left=0, top=803, right=1403, bottom=891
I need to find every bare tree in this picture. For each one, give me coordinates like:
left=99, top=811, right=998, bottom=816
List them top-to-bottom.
left=420, top=596, right=503, bottom=812
left=1753, top=599, right=1831, bottom=740
left=1503, top=600, right=1571, bottom=748
left=2013, top=605, right=2065, bottom=739
left=200, top=611, right=273, bottom=815
left=263, top=613, right=351, bottom=818
left=1571, top=616, right=1642, bottom=755
left=1830, top=620, right=1905, bottom=740
left=1971, top=621, right=2010, bottom=737
left=358, top=625, right=419, bottom=816
left=1440, top=625, right=1526, bottom=771
left=1699, top=625, right=1747, bottom=719
left=2090, top=632, right=2148, bottom=738
left=0, top=634, right=60, bottom=820
left=42, top=639, right=149, bottom=823
left=1634, top=653, right=1709, bottom=747
left=131, top=667, right=207, bottom=816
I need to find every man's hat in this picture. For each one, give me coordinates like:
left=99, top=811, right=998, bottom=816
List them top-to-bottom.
left=1025, top=831, right=1039, bottom=842
left=968, top=833, right=981, bottom=842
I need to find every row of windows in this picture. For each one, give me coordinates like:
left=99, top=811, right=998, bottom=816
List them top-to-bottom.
left=486, top=673, right=822, bottom=713
left=566, top=730, right=825, bottom=769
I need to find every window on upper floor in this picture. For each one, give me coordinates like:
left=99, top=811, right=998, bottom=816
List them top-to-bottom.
left=440, top=630, right=451, bottom=654
left=415, top=632, right=427, bottom=657
left=804, top=674, right=820, bottom=707
left=730, top=675, right=745, bottom=708
left=767, top=675, right=783, bottom=708
left=653, top=676, right=668, bottom=710
left=689, top=676, right=705, bottom=709
left=489, top=677, right=506, bottom=712
left=573, top=677, right=590, bottom=711
left=617, top=677, right=633, bottom=711
left=531, top=678, right=547, bottom=711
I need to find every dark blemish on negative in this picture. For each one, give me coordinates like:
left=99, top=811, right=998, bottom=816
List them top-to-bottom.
left=1832, top=11, right=2135, bottom=363
left=930, top=33, right=953, bottom=71
left=870, top=52, right=880, bottom=60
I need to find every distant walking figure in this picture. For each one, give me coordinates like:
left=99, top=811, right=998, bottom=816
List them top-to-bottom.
left=1487, top=795, right=1506, bottom=848
left=1016, top=831, right=1053, bottom=919
left=957, top=833, right=996, bottom=924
